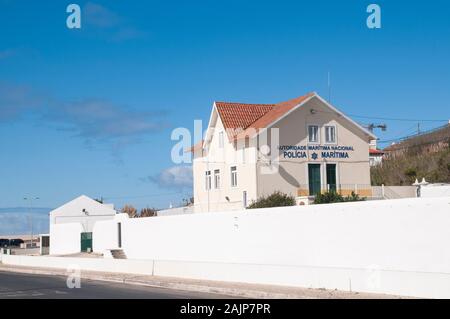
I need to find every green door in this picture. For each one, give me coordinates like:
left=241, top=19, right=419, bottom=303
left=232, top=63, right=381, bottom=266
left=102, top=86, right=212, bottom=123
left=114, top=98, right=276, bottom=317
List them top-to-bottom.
left=308, top=164, right=321, bottom=196
left=326, top=164, right=337, bottom=192
left=80, top=232, right=93, bottom=252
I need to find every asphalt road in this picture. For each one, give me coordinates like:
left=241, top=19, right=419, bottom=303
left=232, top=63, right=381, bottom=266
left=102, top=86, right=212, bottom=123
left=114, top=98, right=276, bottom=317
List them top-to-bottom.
left=0, top=271, right=234, bottom=299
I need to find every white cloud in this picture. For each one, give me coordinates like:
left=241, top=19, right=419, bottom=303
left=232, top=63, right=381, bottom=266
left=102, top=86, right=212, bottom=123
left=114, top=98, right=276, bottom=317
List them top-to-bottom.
left=83, top=2, right=146, bottom=42
left=84, top=2, right=121, bottom=28
left=0, top=82, right=168, bottom=159
left=45, top=99, right=167, bottom=142
left=146, top=166, right=193, bottom=190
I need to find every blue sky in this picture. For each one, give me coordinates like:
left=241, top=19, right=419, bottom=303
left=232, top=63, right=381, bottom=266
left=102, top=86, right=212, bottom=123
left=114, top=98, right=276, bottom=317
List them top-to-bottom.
left=1, top=1, right=449, bottom=231
left=0, top=208, right=50, bottom=235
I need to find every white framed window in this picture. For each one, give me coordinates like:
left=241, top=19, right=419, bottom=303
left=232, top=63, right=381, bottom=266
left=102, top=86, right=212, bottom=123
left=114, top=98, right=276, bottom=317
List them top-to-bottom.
left=308, top=125, right=319, bottom=143
left=325, top=126, right=336, bottom=143
left=218, top=131, right=224, bottom=148
left=230, top=166, right=238, bottom=187
left=214, top=169, right=220, bottom=189
left=205, top=171, right=211, bottom=190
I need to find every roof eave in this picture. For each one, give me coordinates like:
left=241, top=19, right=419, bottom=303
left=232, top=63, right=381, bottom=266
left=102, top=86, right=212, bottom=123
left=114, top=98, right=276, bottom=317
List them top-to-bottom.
left=313, top=94, right=378, bottom=140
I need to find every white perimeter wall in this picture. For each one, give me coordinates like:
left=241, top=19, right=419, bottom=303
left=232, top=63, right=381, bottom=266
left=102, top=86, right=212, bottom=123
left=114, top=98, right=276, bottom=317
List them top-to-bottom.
left=422, top=185, right=450, bottom=198
left=7, top=197, right=450, bottom=298
left=86, top=197, right=450, bottom=298
left=93, top=214, right=128, bottom=253
left=49, top=223, right=83, bottom=255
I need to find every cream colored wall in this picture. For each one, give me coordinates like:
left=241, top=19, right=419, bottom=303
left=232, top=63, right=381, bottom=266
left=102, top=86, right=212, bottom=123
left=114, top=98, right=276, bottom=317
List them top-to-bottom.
left=194, top=97, right=372, bottom=212
left=257, top=97, right=372, bottom=198
left=193, top=109, right=258, bottom=213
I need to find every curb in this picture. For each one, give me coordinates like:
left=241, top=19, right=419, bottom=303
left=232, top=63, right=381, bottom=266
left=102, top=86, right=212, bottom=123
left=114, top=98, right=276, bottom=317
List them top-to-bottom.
left=0, top=264, right=404, bottom=299
left=0, top=265, right=303, bottom=299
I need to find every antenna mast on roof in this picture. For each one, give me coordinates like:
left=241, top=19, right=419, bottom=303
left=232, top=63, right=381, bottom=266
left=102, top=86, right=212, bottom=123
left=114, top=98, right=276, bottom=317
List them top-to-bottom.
left=366, top=123, right=387, bottom=132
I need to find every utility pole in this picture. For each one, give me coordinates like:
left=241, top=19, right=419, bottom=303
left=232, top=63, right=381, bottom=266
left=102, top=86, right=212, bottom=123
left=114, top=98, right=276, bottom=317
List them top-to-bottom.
left=417, top=122, right=421, bottom=135
left=24, top=197, right=39, bottom=248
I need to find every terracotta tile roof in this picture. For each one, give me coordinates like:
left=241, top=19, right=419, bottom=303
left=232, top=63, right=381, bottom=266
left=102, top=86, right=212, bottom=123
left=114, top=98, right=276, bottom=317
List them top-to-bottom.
left=188, top=92, right=315, bottom=152
left=215, top=92, right=315, bottom=141
left=234, top=93, right=315, bottom=140
left=215, top=102, right=275, bottom=139
left=185, top=140, right=204, bottom=153
left=369, top=149, right=384, bottom=155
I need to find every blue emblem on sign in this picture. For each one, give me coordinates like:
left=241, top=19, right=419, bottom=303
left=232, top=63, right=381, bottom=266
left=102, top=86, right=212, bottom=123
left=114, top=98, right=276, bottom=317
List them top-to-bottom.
left=311, top=152, right=318, bottom=160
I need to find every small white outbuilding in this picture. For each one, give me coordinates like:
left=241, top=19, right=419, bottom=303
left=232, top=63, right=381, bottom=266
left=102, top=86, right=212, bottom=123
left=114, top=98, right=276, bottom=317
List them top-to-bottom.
left=49, top=195, right=117, bottom=255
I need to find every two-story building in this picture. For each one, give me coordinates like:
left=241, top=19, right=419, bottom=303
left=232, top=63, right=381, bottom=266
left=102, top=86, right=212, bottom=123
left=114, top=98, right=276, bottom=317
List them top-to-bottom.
left=190, top=92, right=376, bottom=212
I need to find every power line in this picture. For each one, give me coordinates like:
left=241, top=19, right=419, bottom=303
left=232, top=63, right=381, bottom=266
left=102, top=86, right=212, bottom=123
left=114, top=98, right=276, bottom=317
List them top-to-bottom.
left=311, top=108, right=448, bottom=123
left=347, top=114, right=448, bottom=123
left=378, top=123, right=449, bottom=145
left=386, top=123, right=420, bottom=138
left=378, top=128, right=422, bottom=144
left=379, top=137, right=449, bottom=150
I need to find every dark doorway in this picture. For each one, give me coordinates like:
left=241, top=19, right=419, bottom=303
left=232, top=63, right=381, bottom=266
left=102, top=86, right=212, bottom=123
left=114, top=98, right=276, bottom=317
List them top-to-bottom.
left=308, top=164, right=321, bottom=196
left=326, top=164, right=337, bottom=192
left=118, top=223, right=122, bottom=248
left=80, top=232, right=93, bottom=252
left=41, top=235, right=50, bottom=255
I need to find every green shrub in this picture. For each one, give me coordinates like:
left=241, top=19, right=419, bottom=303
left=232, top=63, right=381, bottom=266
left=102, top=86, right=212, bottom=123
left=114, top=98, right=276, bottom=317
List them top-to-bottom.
left=247, top=191, right=296, bottom=209
left=314, top=191, right=366, bottom=204
left=314, top=191, right=344, bottom=204
left=343, top=191, right=365, bottom=202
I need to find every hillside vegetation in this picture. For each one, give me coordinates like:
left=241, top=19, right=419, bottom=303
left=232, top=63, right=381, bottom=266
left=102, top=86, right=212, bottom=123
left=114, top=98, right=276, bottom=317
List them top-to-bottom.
left=372, top=124, right=450, bottom=186
left=384, top=125, right=450, bottom=154
left=371, top=147, right=450, bottom=186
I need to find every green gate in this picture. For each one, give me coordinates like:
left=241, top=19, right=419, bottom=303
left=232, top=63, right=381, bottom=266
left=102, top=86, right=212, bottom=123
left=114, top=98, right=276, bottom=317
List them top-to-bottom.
left=308, top=164, right=322, bottom=196
left=326, top=164, right=337, bottom=192
left=80, top=232, right=93, bottom=252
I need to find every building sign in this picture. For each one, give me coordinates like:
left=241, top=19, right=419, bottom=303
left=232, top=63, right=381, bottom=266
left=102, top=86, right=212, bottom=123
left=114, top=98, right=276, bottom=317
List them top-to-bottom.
left=279, top=145, right=355, bottom=160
